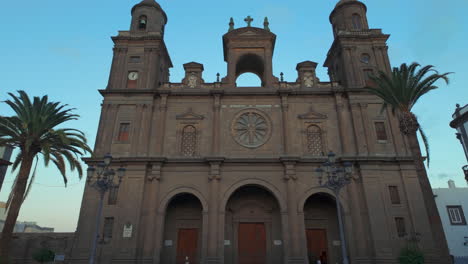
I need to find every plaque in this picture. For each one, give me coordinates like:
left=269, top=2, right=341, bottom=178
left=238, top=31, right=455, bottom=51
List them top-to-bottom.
left=123, top=223, right=133, bottom=238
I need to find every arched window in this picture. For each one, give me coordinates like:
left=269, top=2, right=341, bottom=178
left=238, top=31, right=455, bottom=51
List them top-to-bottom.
left=352, top=14, right=362, bottom=30
left=138, top=15, right=147, bottom=30
left=236, top=73, right=262, bottom=87
left=181, top=125, right=197, bottom=157
left=307, top=125, right=323, bottom=156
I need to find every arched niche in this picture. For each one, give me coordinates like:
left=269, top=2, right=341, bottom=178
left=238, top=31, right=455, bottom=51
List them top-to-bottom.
left=235, top=54, right=265, bottom=87
left=236, top=72, right=262, bottom=87
left=223, top=185, right=284, bottom=264
left=160, top=193, right=205, bottom=264
left=302, top=193, right=342, bottom=264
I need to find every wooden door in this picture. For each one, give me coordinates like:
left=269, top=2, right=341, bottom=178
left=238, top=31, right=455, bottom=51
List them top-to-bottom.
left=238, top=223, right=266, bottom=264
left=176, top=228, right=198, bottom=264
left=306, top=229, right=328, bottom=264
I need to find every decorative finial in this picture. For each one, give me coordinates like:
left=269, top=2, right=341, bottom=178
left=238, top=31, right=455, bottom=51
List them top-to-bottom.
left=244, top=16, right=254, bottom=27
left=228, top=17, right=235, bottom=32
left=263, top=17, right=270, bottom=31
left=280, top=72, right=284, bottom=82
left=216, top=73, right=220, bottom=82
left=456, top=103, right=461, bottom=108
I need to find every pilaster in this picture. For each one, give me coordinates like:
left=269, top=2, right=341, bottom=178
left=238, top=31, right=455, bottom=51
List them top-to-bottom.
left=206, top=157, right=224, bottom=264
left=280, top=157, right=307, bottom=263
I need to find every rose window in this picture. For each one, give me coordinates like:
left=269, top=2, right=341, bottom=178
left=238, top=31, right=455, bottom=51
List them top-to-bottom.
left=232, top=110, right=271, bottom=148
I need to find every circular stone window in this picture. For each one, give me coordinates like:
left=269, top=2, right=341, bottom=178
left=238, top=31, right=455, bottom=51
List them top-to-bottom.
left=231, top=109, right=272, bottom=148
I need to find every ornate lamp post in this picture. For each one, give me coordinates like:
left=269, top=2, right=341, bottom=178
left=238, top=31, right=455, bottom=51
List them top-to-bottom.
left=315, top=151, right=354, bottom=264
left=86, top=153, right=126, bottom=264
left=463, top=165, right=468, bottom=183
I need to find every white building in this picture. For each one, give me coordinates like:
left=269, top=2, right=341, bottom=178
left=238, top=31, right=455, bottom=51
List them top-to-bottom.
left=434, top=180, right=468, bottom=262
left=0, top=202, right=54, bottom=233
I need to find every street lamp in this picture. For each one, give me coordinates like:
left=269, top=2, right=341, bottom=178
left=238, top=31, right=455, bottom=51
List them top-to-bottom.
left=315, top=151, right=354, bottom=264
left=86, top=154, right=126, bottom=264
left=463, top=165, right=468, bottom=183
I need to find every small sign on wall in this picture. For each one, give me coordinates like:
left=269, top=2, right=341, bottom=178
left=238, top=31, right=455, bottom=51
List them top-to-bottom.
left=123, top=223, right=133, bottom=238
left=164, top=240, right=173, bottom=246
left=224, top=240, right=231, bottom=246
left=273, top=240, right=282, bottom=246
left=333, top=240, right=341, bottom=246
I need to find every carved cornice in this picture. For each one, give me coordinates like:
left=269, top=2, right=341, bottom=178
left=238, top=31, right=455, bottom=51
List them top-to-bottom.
left=298, top=106, right=328, bottom=120
left=176, top=108, right=205, bottom=121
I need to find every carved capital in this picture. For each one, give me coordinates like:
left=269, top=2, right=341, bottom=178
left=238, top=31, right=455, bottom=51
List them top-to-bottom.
left=113, top=47, right=128, bottom=53
left=144, top=47, right=159, bottom=53
left=159, top=94, right=168, bottom=111
left=213, top=94, right=221, bottom=111
left=280, top=94, right=289, bottom=111
left=359, top=102, right=369, bottom=108
left=206, top=157, right=224, bottom=181
left=280, top=157, right=299, bottom=181
left=147, top=162, right=164, bottom=182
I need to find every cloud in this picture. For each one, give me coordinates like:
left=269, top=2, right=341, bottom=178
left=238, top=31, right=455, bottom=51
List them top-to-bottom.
left=49, top=47, right=81, bottom=59
left=437, top=173, right=452, bottom=179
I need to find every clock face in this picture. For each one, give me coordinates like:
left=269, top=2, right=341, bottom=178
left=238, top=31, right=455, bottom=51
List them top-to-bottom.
left=128, top=72, right=139, bottom=81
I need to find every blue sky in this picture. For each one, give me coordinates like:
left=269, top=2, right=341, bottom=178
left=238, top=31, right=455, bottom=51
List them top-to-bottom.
left=0, top=0, right=467, bottom=232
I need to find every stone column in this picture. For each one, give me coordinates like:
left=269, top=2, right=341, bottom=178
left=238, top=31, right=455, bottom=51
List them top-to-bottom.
left=342, top=46, right=358, bottom=88
left=145, top=47, right=159, bottom=89
left=116, top=48, right=128, bottom=89
left=211, top=92, right=222, bottom=155
left=155, top=93, right=168, bottom=155
left=280, top=93, right=290, bottom=155
left=94, top=103, right=110, bottom=155
left=350, top=103, right=368, bottom=155
left=359, top=103, right=374, bottom=154
left=101, top=104, right=119, bottom=155
left=130, top=104, right=144, bottom=156
left=138, top=104, right=153, bottom=156
left=206, top=158, right=224, bottom=264
left=281, top=158, right=307, bottom=263
left=138, top=162, right=164, bottom=263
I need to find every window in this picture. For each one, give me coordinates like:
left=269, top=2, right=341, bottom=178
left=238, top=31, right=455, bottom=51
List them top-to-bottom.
left=352, top=14, right=362, bottom=30
left=138, top=15, right=147, bottom=30
left=360, top=54, right=370, bottom=64
left=129, top=56, right=141, bottom=63
left=363, top=69, right=375, bottom=87
left=375, top=122, right=388, bottom=141
left=117, top=123, right=130, bottom=141
left=181, top=125, right=197, bottom=157
left=306, top=125, right=323, bottom=156
left=108, top=186, right=119, bottom=205
left=388, top=186, right=401, bottom=205
left=447, top=206, right=467, bottom=225
left=103, top=217, right=114, bottom=240
left=395, top=217, right=406, bottom=237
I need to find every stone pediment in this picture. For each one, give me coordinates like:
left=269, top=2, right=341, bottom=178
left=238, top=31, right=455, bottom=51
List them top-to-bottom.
left=298, top=106, right=328, bottom=120
left=176, top=108, right=205, bottom=121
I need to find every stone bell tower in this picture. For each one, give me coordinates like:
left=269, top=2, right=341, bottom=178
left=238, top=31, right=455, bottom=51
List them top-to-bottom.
left=106, top=0, right=172, bottom=91
left=324, top=0, right=391, bottom=88
left=221, top=17, right=279, bottom=88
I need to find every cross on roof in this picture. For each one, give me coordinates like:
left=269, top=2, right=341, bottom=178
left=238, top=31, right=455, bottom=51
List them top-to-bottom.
left=244, top=16, right=254, bottom=27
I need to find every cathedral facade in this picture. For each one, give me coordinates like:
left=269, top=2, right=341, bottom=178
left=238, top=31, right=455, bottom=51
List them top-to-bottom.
left=70, top=0, right=450, bottom=263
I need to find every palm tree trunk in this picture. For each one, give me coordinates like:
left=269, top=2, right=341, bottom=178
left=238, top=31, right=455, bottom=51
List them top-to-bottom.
left=407, top=132, right=451, bottom=263
left=0, top=152, right=34, bottom=261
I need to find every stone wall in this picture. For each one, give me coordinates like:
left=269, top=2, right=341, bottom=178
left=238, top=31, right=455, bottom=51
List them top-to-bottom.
left=8, top=233, right=74, bottom=263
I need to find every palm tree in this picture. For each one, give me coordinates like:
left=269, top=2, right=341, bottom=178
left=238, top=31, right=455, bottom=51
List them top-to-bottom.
left=366, top=62, right=452, bottom=262
left=0, top=91, right=92, bottom=260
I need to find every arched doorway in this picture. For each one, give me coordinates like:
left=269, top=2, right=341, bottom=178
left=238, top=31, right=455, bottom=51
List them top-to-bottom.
left=224, top=186, right=284, bottom=264
left=160, top=193, right=203, bottom=264
left=303, top=193, right=341, bottom=264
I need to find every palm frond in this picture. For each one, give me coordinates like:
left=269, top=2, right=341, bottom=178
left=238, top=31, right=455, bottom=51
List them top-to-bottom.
left=418, top=126, right=431, bottom=167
